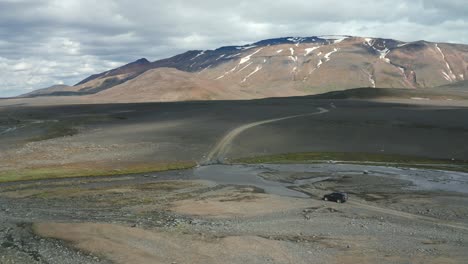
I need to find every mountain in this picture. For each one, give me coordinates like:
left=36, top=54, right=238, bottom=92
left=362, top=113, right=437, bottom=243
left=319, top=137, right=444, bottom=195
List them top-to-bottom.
left=24, top=36, right=468, bottom=102
left=23, top=58, right=153, bottom=97
left=75, top=58, right=151, bottom=86
left=20, top=85, right=73, bottom=97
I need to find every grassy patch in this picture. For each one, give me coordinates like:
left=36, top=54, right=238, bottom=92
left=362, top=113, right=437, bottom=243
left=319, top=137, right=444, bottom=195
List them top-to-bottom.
left=28, top=114, right=128, bottom=142
left=29, top=121, right=79, bottom=141
left=233, top=152, right=468, bottom=172
left=234, top=152, right=464, bottom=164
left=0, top=161, right=196, bottom=183
left=135, top=181, right=196, bottom=191
left=28, top=182, right=193, bottom=201
left=32, top=188, right=85, bottom=199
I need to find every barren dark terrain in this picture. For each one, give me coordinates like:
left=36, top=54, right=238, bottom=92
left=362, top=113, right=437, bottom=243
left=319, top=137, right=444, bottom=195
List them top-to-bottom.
left=2, top=92, right=468, bottom=171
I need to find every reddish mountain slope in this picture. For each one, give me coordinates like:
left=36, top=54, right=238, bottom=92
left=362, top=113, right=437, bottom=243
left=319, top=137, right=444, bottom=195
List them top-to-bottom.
left=25, top=36, right=468, bottom=102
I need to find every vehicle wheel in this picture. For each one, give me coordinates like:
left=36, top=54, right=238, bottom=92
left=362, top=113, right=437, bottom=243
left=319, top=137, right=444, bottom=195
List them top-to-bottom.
left=324, top=197, right=328, bottom=201
left=336, top=199, right=342, bottom=203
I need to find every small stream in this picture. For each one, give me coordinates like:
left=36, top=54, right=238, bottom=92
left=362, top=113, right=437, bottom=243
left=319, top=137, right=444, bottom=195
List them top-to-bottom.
left=0, top=126, right=17, bottom=135
left=1, top=163, right=466, bottom=199
left=193, top=163, right=468, bottom=197
left=194, top=165, right=309, bottom=197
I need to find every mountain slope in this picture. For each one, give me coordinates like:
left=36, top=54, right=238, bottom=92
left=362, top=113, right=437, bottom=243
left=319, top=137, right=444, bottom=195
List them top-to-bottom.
left=25, top=36, right=468, bottom=101
left=75, top=58, right=152, bottom=86
left=91, top=67, right=252, bottom=102
left=20, top=85, right=73, bottom=97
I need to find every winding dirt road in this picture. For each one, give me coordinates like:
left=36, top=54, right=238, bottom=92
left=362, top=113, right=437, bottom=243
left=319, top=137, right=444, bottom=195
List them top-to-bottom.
left=202, top=107, right=329, bottom=164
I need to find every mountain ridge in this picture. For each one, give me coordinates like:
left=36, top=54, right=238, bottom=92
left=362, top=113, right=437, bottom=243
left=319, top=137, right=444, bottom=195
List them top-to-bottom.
left=23, top=35, right=468, bottom=102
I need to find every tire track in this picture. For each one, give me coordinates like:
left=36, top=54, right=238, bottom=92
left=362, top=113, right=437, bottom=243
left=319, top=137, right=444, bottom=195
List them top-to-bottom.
left=202, top=107, right=329, bottom=164
left=348, top=200, right=468, bottom=232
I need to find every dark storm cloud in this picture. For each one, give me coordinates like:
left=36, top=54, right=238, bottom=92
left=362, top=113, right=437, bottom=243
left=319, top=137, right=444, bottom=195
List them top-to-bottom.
left=0, top=0, right=466, bottom=96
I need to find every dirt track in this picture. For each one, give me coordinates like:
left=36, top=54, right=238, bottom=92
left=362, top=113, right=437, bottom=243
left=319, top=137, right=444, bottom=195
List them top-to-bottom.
left=203, top=107, right=329, bottom=164
left=347, top=200, right=468, bottom=231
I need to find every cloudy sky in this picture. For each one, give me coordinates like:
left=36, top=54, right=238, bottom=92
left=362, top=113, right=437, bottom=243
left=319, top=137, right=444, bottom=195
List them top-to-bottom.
left=0, top=0, right=466, bottom=96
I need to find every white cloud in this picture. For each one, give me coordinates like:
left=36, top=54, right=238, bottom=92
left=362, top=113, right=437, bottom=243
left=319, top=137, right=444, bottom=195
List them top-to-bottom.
left=0, top=0, right=467, bottom=96
left=0, top=55, right=121, bottom=96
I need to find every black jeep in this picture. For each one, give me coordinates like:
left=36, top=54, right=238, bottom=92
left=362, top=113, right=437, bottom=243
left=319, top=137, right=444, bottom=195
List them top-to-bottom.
left=323, top=192, right=348, bottom=203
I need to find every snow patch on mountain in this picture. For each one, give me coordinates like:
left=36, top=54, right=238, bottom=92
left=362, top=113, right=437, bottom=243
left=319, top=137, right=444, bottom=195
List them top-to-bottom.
left=320, top=35, right=350, bottom=44
left=287, top=37, right=305, bottom=47
left=287, top=37, right=302, bottom=42
left=333, top=37, right=348, bottom=44
left=364, top=38, right=374, bottom=46
left=365, top=39, right=392, bottom=63
left=435, top=44, right=456, bottom=82
left=237, top=45, right=257, bottom=50
left=304, top=47, right=320, bottom=56
left=239, top=48, right=264, bottom=65
left=324, top=48, right=339, bottom=62
left=379, top=48, right=391, bottom=63
left=276, top=49, right=283, bottom=54
left=191, top=51, right=205, bottom=61
left=226, top=53, right=242, bottom=59
left=218, top=55, right=259, bottom=79
left=289, top=56, right=298, bottom=62
left=317, top=59, right=323, bottom=68
left=238, top=61, right=254, bottom=73
left=197, top=64, right=211, bottom=75
left=216, top=64, right=238, bottom=79
left=228, top=65, right=239, bottom=73
left=242, top=65, right=262, bottom=83
left=398, top=67, right=405, bottom=74
left=307, top=68, right=316, bottom=76
left=365, top=70, right=376, bottom=88
left=442, top=71, right=452, bottom=81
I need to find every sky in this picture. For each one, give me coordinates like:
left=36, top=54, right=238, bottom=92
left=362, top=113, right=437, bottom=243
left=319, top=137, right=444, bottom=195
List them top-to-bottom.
left=0, top=0, right=467, bottom=97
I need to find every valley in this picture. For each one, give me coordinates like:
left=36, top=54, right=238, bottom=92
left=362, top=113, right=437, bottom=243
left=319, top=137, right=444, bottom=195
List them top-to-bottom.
left=2, top=1, right=468, bottom=263
left=1, top=92, right=468, bottom=263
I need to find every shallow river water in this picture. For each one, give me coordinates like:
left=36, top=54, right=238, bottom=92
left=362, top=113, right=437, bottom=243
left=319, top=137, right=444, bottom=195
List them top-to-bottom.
left=194, top=163, right=468, bottom=197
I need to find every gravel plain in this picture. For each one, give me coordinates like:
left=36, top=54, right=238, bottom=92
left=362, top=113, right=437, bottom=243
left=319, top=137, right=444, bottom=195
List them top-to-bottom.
left=1, top=96, right=467, bottom=263
left=0, top=163, right=467, bottom=264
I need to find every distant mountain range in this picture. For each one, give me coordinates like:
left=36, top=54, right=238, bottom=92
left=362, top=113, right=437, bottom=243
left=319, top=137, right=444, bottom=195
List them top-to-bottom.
left=23, top=35, right=468, bottom=102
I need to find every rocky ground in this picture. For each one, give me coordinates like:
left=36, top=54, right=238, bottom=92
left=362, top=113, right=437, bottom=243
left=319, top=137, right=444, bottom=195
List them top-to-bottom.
left=1, top=96, right=467, bottom=263
left=0, top=164, right=467, bottom=264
